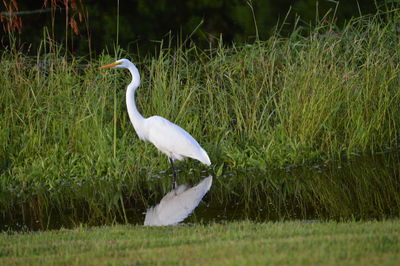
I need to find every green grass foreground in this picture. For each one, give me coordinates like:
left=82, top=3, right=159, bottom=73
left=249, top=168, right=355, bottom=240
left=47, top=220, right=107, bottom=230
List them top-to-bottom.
left=0, top=220, right=399, bottom=265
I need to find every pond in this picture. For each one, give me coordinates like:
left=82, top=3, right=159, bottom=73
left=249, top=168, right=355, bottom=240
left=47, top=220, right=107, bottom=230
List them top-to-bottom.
left=1, top=152, right=400, bottom=231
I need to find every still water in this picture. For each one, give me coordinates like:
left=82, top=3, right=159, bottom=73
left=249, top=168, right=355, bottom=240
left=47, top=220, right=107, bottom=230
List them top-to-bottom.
left=1, top=152, right=400, bottom=231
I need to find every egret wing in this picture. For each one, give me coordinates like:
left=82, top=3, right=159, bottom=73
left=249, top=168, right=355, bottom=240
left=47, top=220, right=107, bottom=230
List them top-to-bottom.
left=144, top=116, right=205, bottom=161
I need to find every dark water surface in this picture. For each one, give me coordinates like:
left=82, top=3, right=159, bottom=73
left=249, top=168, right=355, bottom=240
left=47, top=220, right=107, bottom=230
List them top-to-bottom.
left=1, top=152, right=400, bottom=231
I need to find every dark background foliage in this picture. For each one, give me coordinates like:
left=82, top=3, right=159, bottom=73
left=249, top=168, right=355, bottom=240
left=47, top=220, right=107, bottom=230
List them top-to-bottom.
left=0, top=1, right=384, bottom=55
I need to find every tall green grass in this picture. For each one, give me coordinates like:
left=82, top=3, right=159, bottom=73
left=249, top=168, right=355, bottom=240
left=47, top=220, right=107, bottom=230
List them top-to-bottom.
left=1, top=11, right=400, bottom=187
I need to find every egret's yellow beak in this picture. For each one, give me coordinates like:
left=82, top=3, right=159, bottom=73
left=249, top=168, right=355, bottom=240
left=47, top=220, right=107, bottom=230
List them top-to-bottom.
left=100, top=61, right=121, bottom=69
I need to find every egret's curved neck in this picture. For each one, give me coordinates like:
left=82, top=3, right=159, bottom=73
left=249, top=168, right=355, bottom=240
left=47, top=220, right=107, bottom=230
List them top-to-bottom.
left=126, top=65, right=145, bottom=131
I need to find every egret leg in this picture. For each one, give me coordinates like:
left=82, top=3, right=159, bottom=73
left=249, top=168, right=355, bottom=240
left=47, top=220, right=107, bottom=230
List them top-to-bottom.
left=169, top=158, right=178, bottom=190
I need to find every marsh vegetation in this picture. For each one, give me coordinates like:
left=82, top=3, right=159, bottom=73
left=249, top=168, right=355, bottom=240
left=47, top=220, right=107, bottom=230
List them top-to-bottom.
left=1, top=11, right=400, bottom=229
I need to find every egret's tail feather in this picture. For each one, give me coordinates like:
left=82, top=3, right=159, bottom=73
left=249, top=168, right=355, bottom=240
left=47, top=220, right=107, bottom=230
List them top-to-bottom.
left=199, top=148, right=211, bottom=166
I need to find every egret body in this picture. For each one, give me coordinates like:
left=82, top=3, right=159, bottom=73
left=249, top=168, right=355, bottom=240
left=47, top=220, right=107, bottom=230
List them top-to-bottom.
left=100, top=59, right=211, bottom=189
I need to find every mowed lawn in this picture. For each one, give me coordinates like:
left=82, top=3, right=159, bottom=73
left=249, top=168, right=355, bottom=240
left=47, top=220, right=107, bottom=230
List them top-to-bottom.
left=0, top=220, right=399, bottom=265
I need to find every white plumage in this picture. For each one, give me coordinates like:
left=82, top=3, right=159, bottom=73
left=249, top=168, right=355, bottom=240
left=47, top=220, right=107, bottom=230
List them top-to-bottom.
left=101, top=59, right=211, bottom=188
left=144, top=115, right=210, bottom=164
left=144, top=176, right=212, bottom=226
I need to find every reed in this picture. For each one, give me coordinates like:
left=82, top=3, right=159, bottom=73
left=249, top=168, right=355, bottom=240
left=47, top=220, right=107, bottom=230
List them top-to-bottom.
left=1, top=14, right=400, bottom=170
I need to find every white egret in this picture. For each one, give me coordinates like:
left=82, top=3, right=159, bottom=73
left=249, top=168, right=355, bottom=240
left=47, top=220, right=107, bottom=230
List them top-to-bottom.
left=100, top=59, right=211, bottom=189
left=144, top=176, right=213, bottom=226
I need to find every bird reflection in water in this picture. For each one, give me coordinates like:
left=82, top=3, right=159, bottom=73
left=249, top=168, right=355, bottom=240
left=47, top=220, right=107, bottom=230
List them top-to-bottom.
left=144, top=176, right=212, bottom=226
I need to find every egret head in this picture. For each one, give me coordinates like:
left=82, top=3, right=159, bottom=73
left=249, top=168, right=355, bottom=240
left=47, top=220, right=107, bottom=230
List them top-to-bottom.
left=100, top=58, right=133, bottom=69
